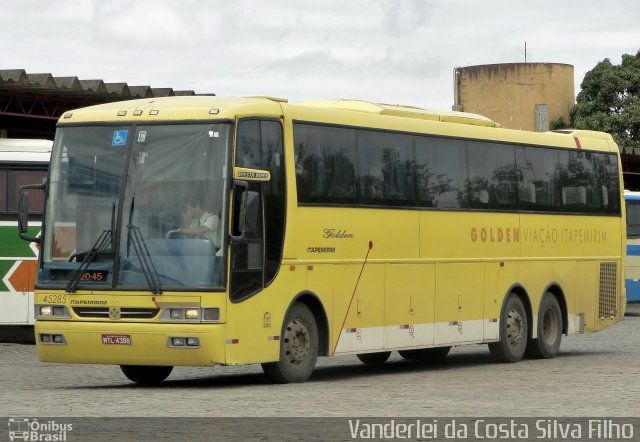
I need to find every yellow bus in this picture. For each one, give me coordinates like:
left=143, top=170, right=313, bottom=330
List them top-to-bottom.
left=21, top=96, right=625, bottom=384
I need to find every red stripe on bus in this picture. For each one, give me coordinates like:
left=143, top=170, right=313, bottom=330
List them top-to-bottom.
left=574, top=137, right=582, bottom=149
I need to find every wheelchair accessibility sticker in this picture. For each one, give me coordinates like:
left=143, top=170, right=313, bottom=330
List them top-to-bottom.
left=112, top=130, right=128, bottom=146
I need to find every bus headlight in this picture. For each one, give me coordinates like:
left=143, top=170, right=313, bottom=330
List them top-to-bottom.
left=35, top=304, right=71, bottom=319
left=161, top=307, right=220, bottom=322
left=168, top=308, right=200, bottom=320
left=185, top=308, right=200, bottom=320
left=203, top=308, right=220, bottom=321
left=169, top=309, right=184, bottom=320
left=39, top=333, right=67, bottom=345
left=167, top=336, right=200, bottom=348
left=171, top=337, right=186, bottom=347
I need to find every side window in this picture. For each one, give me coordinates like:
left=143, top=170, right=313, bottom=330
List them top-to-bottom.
left=234, top=119, right=285, bottom=294
left=236, top=120, right=261, bottom=169
left=259, top=121, right=285, bottom=285
left=261, top=121, right=284, bottom=196
left=292, top=123, right=622, bottom=216
left=294, top=124, right=358, bottom=204
left=357, top=131, right=414, bottom=206
left=415, top=137, right=467, bottom=208
left=467, top=143, right=517, bottom=210
left=516, top=146, right=560, bottom=211
left=557, top=150, right=594, bottom=212
left=593, top=153, right=621, bottom=214
left=1, top=168, right=47, bottom=218
left=0, top=170, right=6, bottom=213
left=14, top=170, right=48, bottom=213
left=627, top=201, right=640, bottom=238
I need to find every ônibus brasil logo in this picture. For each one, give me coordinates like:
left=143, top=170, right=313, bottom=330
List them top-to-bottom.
left=8, top=418, right=73, bottom=441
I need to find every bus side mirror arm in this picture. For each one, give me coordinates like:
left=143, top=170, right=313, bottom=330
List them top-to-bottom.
left=18, top=184, right=45, bottom=244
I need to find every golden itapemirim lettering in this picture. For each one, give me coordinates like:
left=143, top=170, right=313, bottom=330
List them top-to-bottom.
left=471, top=226, right=608, bottom=246
left=470, top=227, right=520, bottom=243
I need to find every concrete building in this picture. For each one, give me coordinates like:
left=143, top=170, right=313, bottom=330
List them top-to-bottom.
left=453, top=63, right=574, bottom=132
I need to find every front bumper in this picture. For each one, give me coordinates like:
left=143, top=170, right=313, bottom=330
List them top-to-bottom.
left=35, top=321, right=226, bottom=366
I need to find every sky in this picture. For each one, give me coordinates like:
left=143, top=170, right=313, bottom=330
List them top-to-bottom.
left=1, top=0, right=638, bottom=110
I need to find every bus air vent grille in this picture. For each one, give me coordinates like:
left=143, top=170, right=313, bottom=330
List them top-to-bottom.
left=598, top=262, right=618, bottom=318
left=72, top=307, right=159, bottom=319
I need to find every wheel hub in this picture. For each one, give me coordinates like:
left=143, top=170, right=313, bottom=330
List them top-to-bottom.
left=506, top=308, right=525, bottom=346
left=284, top=319, right=310, bottom=365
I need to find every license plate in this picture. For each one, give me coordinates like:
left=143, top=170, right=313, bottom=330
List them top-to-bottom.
left=101, top=334, right=131, bottom=345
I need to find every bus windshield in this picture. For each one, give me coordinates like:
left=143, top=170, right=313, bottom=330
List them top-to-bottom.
left=41, top=123, right=231, bottom=291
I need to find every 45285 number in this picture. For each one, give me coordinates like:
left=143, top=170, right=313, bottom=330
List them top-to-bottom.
left=42, top=294, right=67, bottom=304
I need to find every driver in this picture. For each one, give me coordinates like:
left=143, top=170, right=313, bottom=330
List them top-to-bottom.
left=167, top=195, right=220, bottom=248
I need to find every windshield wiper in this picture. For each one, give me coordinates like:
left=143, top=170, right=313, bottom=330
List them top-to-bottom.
left=66, top=203, right=116, bottom=293
left=127, top=224, right=163, bottom=295
left=66, top=230, right=112, bottom=293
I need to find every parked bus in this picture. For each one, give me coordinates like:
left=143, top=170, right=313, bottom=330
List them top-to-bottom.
left=21, top=97, right=625, bottom=384
left=0, top=139, right=51, bottom=334
left=624, top=190, right=640, bottom=302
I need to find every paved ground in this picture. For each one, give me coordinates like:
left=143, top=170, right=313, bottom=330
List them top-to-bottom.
left=1, top=305, right=639, bottom=419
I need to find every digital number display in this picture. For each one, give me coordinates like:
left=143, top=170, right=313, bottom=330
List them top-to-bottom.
left=80, top=271, right=108, bottom=281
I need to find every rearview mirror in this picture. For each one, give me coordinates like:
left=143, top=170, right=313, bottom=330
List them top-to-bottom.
left=231, top=181, right=261, bottom=242
left=17, top=183, right=45, bottom=243
left=240, top=190, right=260, bottom=236
left=18, top=192, right=40, bottom=243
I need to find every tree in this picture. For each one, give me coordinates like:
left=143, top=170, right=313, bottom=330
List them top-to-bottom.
left=571, top=51, right=640, bottom=148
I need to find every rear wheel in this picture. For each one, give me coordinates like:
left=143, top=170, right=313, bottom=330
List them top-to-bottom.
left=526, top=293, right=562, bottom=359
left=488, top=294, right=528, bottom=363
left=262, top=303, right=319, bottom=383
left=398, top=346, right=451, bottom=362
left=356, top=351, right=391, bottom=365
left=120, top=365, right=173, bottom=385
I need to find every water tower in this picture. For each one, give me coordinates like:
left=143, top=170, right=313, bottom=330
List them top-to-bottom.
left=453, top=63, right=574, bottom=132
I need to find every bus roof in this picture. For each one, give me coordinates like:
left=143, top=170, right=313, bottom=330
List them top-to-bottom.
left=56, top=96, right=500, bottom=127
left=57, top=96, right=619, bottom=152
left=57, top=96, right=284, bottom=123
left=294, top=99, right=501, bottom=127
left=0, top=139, right=52, bottom=163
left=624, top=190, right=640, bottom=201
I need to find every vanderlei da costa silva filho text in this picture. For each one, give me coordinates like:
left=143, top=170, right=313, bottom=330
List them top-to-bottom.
left=347, top=418, right=635, bottom=440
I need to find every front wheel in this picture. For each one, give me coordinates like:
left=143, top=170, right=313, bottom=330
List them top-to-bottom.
left=526, top=293, right=563, bottom=359
left=488, top=294, right=528, bottom=363
left=262, top=303, right=319, bottom=383
left=120, top=365, right=173, bottom=385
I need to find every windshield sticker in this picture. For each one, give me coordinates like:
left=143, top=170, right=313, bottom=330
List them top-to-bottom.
left=112, top=130, right=128, bottom=146
left=208, top=130, right=219, bottom=138
left=138, top=131, right=147, bottom=143
left=137, top=152, right=148, bottom=164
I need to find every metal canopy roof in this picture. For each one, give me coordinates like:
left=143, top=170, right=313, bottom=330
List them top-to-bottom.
left=0, top=69, right=214, bottom=139
left=0, top=69, right=209, bottom=100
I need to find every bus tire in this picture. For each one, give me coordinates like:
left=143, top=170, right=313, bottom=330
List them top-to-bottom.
left=526, top=293, right=562, bottom=359
left=488, top=294, right=528, bottom=363
left=262, top=303, right=319, bottom=383
left=398, top=346, right=451, bottom=362
left=356, top=351, right=391, bottom=365
left=120, top=365, right=173, bottom=385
